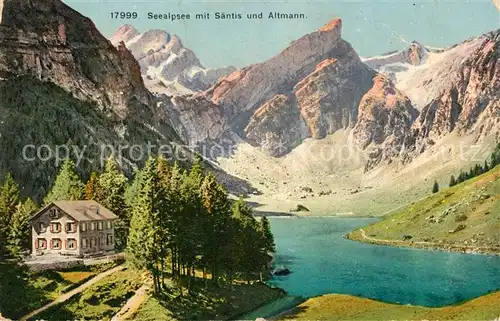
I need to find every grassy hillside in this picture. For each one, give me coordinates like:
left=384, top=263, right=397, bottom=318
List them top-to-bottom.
left=348, top=165, right=500, bottom=254
left=0, top=261, right=119, bottom=320
left=31, top=266, right=144, bottom=321
left=133, top=282, right=284, bottom=321
left=279, top=291, right=500, bottom=321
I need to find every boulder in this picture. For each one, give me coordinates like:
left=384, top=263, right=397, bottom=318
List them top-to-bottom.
left=290, top=204, right=310, bottom=212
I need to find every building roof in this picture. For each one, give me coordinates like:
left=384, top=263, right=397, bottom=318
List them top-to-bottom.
left=31, top=200, right=119, bottom=222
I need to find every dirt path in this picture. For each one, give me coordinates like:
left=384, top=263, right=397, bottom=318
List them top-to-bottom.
left=358, top=229, right=500, bottom=253
left=19, top=265, right=125, bottom=321
left=111, top=283, right=150, bottom=321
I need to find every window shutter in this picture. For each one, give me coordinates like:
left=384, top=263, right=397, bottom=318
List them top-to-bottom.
left=50, top=239, right=53, bottom=249
left=35, top=240, right=39, bottom=249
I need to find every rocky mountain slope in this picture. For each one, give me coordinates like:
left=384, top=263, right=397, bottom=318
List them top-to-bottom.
left=0, top=0, right=253, bottom=200
left=156, top=19, right=498, bottom=171
left=161, top=19, right=421, bottom=163
left=189, top=24, right=497, bottom=214
left=110, top=25, right=236, bottom=96
left=365, top=31, right=500, bottom=159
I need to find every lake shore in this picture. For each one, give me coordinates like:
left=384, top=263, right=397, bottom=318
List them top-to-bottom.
left=347, top=228, right=500, bottom=256
left=272, top=291, right=500, bottom=321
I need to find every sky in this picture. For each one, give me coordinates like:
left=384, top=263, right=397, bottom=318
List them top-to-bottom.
left=63, top=0, right=500, bottom=68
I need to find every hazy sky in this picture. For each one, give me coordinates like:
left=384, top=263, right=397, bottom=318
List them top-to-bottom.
left=63, top=0, right=499, bottom=68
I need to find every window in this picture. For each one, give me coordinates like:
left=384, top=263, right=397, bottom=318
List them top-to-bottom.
left=49, top=208, right=59, bottom=219
left=106, top=221, right=112, bottom=229
left=38, top=222, right=46, bottom=233
left=50, top=222, right=61, bottom=233
left=66, top=222, right=76, bottom=233
left=81, top=222, right=87, bottom=232
left=90, top=222, right=96, bottom=231
left=97, top=222, right=103, bottom=230
left=106, top=234, right=113, bottom=246
left=99, top=236, right=105, bottom=246
left=37, top=238, right=47, bottom=249
left=51, top=238, right=61, bottom=250
left=67, top=238, right=77, bottom=250
left=82, top=238, right=88, bottom=249
left=90, top=238, right=96, bottom=248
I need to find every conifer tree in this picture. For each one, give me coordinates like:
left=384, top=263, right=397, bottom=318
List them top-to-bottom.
left=491, top=145, right=500, bottom=168
left=189, top=154, right=205, bottom=187
left=127, top=156, right=165, bottom=293
left=98, top=157, right=128, bottom=249
left=98, top=157, right=128, bottom=216
left=44, top=159, right=84, bottom=204
left=484, top=160, right=490, bottom=172
left=168, top=161, right=184, bottom=280
left=178, top=167, right=204, bottom=290
left=124, top=168, right=144, bottom=215
left=85, top=172, right=101, bottom=201
left=201, top=173, right=232, bottom=284
left=0, top=174, right=20, bottom=258
left=0, top=174, right=20, bottom=215
left=449, top=175, right=456, bottom=187
left=432, top=180, right=439, bottom=194
left=232, top=197, right=262, bottom=283
left=8, top=198, right=38, bottom=258
left=259, top=216, right=276, bottom=254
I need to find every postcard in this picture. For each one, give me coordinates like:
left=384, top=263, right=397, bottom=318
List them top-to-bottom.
left=0, top=0, right=499, bottom=320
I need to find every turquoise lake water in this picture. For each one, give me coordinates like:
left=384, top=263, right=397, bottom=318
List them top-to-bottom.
left=266, top=217, right=500, bottom=307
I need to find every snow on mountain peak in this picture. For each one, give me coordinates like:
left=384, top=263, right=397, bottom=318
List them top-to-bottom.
left=109, top=25, right=236, bottom=95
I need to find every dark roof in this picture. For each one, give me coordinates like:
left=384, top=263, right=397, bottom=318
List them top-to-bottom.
left=31, top=200, right=119, bottom=222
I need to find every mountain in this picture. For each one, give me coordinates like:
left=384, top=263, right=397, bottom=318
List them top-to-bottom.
left=0, top=0, right=253, bottom=200
left=162, top=19, right=420, bottom=161
left=155, top=22, right=497, bottom=215
left=110, top=25, right=236, bottom=96
left=365, top=31, right=500, bottom=158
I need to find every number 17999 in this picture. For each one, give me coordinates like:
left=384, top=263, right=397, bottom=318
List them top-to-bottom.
left=110, top=12, right=138, bottom=19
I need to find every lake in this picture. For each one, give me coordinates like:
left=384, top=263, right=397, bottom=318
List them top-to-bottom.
left=266, top=217, right=500, bottom=307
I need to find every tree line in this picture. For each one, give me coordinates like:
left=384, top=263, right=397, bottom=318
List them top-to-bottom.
left=432, top=143, right=500, bottom=193
left=448, top=143, right=500, bottom=188
left=0, top=155, right=276, bottom=295
left=126, top=155, right=276, bottom=293
left=0, top=175, right=39, bottom=259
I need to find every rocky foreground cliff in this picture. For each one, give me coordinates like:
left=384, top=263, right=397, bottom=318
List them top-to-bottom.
left=0, top=0, right=254, bottom=199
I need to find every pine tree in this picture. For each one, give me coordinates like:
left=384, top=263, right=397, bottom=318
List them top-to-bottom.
left=491, top=145, right=500, bottom=168
left=189, top=154, right=205, bottom=187
left=127, top=156, right=165, bottom=293
left=157, top=156, right=171, bottom=189
left=98, top=157, right=128, bottom=249
left=98, top=157, right=128, bottom=216
left=44, top=159, right=84, bottom=204
left=484, top=160, right=490, bottom=172
left=177, top=163, right=205, bottom=290
left=124, top=168, right=144, bottom=215
left=457, top=171, right=465, bottom=183
left=85, top=172, right=101, bottom=201
left=201, top=173, right=232, bottom=285
left=0, top=174, right=20, bottom=258
left=449, top=175, right=456, bottom=187
left=432, top=180, right=439, bottom=194
left=232, top=197, right=262, bottom=283
left=8, top=198, right=38, bottom=258
left=259, top=216, right=275, bottom=254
